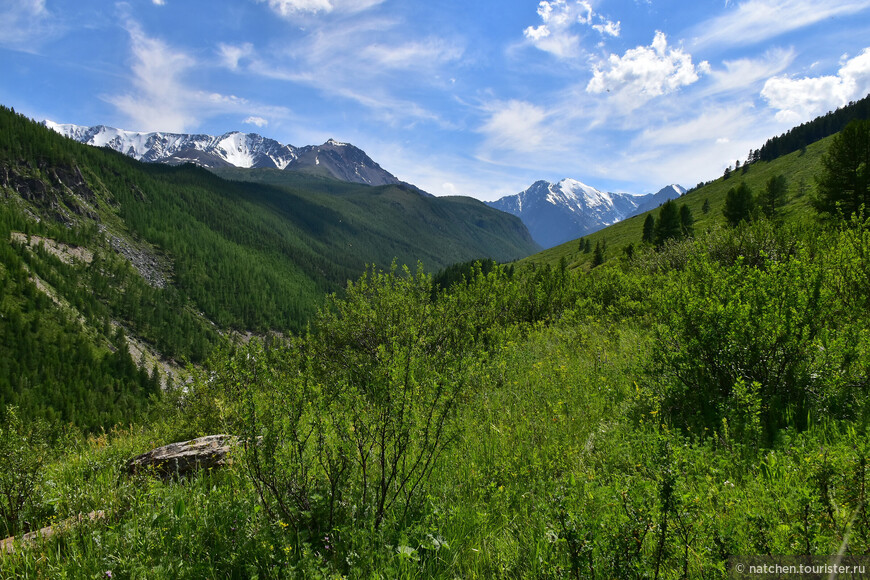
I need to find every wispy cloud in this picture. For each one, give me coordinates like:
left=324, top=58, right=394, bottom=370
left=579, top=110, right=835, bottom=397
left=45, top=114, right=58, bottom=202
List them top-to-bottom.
left=0, top=0, right=56, bottom=49
left=256, top=0, right=384, bottom=17
left=524, top=0, right=621, bottom=59
left=691, top=0, right=870, bottom=50
left=227, top=12, right=464, bottom=126
left=106, top=19, right=197, bottom=131
left=107, top=19, right=289, bottom=132
left=586, top=31, right=710, bottom=110
left=218, top=42, right=254, bottom=71
left=704, top=47, right=795, bottom=94
left=761, top=47, right=870, bottom=123
left=478, top=100, right=555, bottom=152
left=244, top=116, right=269, bottom=127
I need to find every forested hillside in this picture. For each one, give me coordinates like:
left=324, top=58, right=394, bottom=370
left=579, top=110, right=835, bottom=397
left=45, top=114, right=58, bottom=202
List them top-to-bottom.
left=0, top=106, right=538, bottom=428
left=524, top=130, right=830, bottom=270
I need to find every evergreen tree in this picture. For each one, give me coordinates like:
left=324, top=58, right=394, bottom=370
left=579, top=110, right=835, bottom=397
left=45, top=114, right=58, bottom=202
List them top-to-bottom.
left=814, top=119, right=870, bottom=217
left=762, top=174, right=788, bottom=219
left=723, top=182, right=755, bottom=226
left=702, top=198, right=711, bottom=214
left=654, top=200, right=682, bottom=245
left=679, top=204, right=694, bottom=237
left=642, top=214, right=656, bottom=243
left=591, top=241, right=605, bottom=267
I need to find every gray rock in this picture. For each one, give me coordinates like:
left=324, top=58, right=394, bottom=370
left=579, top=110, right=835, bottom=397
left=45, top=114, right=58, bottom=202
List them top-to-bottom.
left=126, top=435, right=239, bottom=477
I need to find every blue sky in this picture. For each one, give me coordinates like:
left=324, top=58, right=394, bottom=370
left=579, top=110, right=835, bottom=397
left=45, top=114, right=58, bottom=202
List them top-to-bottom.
left=2, top=0, right=870, bottom=200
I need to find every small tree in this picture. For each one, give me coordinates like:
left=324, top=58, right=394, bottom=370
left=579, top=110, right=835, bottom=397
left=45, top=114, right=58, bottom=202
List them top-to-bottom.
left=814, top=119, right=870, bottom=217
left=762, top=174, right=788, bottom=219
left=723, top=182, right=755, bottom=226
left=702, top=198, right=711, bottom=215
left=654, top=200, right=682, bottom=245
left=679, top=204, right=694, bottom=237
left=642, top=214, right=656, bottom=243
left=591, top=241, right=605, bottom=267
left=0, top=407, right=49, bottom=536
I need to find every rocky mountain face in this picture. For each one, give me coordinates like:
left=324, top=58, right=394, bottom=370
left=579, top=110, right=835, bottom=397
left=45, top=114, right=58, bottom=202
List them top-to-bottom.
left=43, top=122, right=402, bottom=187
left=487, top=179, right=685, bottom=248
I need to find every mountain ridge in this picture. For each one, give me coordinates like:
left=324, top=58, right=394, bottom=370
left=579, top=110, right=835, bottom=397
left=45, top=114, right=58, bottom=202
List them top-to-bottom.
left=43, top=121, right=405, bottom=188
left=487, top=179, right=684, bottom=248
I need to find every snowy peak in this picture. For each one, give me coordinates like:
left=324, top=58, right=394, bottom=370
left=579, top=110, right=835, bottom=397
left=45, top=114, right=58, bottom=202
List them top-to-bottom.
left=43, top=122, right=401, bottom=187
left=486, top=179, right=683, bottom=249
left=629, top=184, right=687, bottom=217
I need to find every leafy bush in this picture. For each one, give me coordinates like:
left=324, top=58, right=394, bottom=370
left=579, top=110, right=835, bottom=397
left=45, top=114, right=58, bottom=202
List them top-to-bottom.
left=0, top=406, right=50, bottom=536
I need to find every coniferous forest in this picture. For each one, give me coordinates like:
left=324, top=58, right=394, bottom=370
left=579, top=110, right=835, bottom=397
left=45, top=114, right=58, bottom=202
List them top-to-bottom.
left=1, top=105, right=869, bottom=578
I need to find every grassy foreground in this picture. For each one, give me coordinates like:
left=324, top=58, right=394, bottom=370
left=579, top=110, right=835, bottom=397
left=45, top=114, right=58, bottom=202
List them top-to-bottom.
left=2, top=205, right=869, bottom=578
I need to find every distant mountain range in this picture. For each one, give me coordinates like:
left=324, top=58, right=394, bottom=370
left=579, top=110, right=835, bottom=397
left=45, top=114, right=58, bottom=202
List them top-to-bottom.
left=45, top=121, right=686, bottom=248
left=43, top=122, right=406, bottom=188
left=487, top=179, right=685, bottom=248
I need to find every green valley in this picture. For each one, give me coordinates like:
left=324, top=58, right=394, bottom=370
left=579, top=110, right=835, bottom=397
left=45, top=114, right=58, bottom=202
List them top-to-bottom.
left=1, top=107, right=869, bottom=579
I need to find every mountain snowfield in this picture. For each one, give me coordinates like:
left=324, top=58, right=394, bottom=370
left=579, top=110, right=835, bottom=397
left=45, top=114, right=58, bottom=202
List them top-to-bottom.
left=43, top=122, right=402, bottom=187
left=488, top=179, right=685, bottom=249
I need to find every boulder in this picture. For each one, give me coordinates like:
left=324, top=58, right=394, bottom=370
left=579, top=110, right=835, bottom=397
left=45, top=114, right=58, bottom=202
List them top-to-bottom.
left=126, top=434, right=239, bottom=478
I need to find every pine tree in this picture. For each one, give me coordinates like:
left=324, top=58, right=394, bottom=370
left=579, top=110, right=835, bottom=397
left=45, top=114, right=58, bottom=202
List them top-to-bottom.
left=814, top=119, right=870, bottom=217
left=762, top=174, right=788, bottom=219
left=723, top=183, right=755, bottom=226
left=702, top=198, right=711, bottom=214
left=654, top=200, right=682, bottom=245
left=679, top=204, right=694, bottom=237
left=642, top=214, right=655, bottom=243
left=591, top=241, right=605, bottom=267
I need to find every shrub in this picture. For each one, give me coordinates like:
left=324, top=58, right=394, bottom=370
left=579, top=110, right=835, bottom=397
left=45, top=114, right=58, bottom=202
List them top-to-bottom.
left=0, top=406, right=50, bottom=536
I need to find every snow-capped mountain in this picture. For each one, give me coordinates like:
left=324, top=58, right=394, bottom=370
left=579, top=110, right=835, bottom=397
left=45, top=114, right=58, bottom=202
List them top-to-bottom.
left=43, top=122, right=402, bottom=187
left=487, top=179, right=685, bottom=249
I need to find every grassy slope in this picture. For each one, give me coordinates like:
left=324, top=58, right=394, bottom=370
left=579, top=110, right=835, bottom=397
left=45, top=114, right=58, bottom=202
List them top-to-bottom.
left=521, top=134, right=831, bottom=270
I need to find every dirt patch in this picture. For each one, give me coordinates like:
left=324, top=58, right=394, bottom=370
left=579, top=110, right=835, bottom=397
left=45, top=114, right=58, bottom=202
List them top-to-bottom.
left=10, top=232, right=93, bottom=265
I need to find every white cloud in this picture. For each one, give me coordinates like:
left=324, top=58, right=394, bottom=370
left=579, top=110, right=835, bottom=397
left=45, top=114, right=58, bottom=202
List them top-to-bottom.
left=0, top=0, right=54, bottom=48
left=152, top=0, right=166, bottom=5
left=257, top=0, right=384, bottom=17
left=259, top=0, right=334, bottom=15
left=524, top=0, right=621, bottom=59
left=692, top=0, right=870, bottom=50
left=239, top=14, right=463, bottom=126
left=106, top=20, right=197, bottom=131
left=592, top=20, right=621, bottom=37
left=107, top=21, right=289, bottom=132
left=586, top=31, right=709, bottom=108
left=360, top=39, right=464, bottom=70
left=218, top=42, right=254, bottom=71
left=705, top=47, right=795, bottom=94
left=761, top=48, right=870, bottom=123
left=479, top=100, right=553, bottom=151
left=639, top=104, right=755, bottom=146
left=244, top=116, right=269, bottom=127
